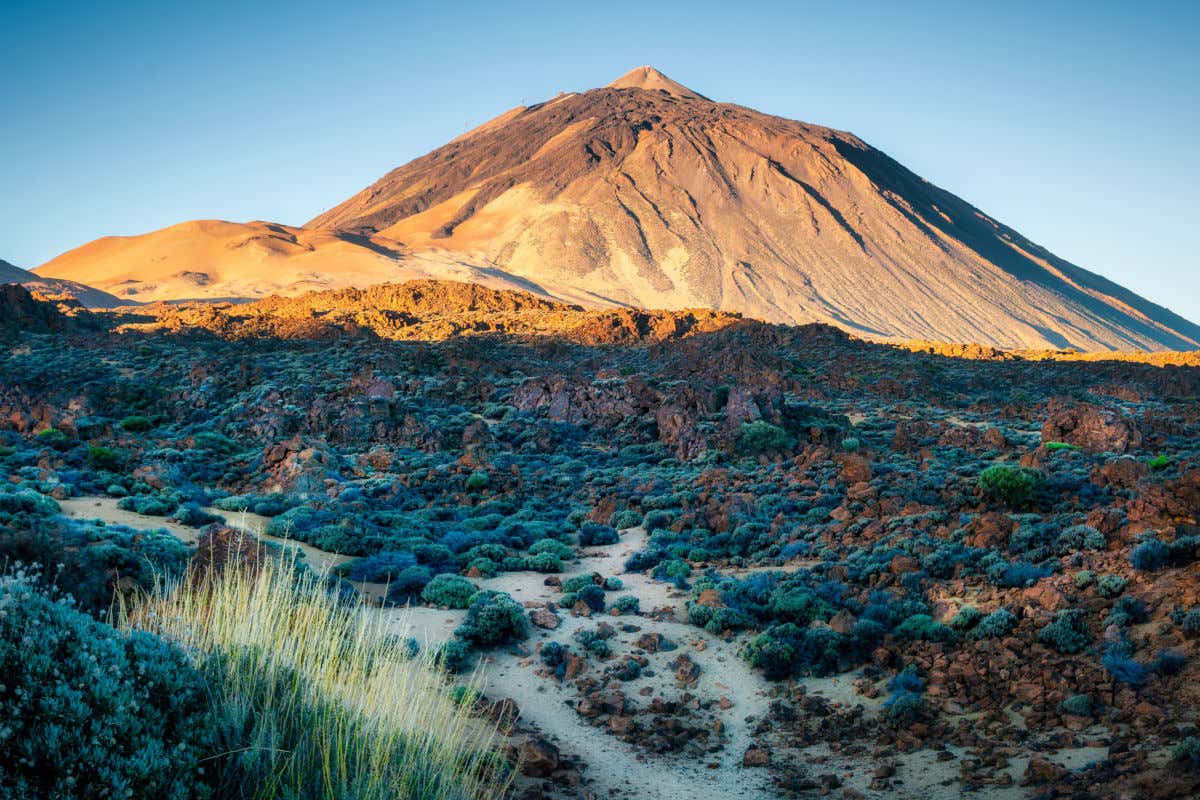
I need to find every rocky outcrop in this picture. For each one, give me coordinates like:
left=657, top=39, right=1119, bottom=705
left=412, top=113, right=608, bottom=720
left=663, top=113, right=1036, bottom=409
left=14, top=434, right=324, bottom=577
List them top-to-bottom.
left=0, top=284, right=77, bottom=336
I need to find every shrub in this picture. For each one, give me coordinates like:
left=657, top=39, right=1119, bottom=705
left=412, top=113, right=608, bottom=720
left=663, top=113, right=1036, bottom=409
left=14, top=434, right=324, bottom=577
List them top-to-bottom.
left=120, top=415, right=154, bottom=432
left=737, top=421, right=793, bottom=455
left=35, top=427, right=70, bottom=450
left=841, top=437, right=860, bottom=453
left=86, top=444, right=122, bottom=468
left=1148, top=454, right=1172, bottom=471
left=978, top=464, right=1044, bottom=508
left=465, top=470, right=489, bottom=491
left=117, top=493, right=179, bottom=517
left=171, top=503, right=222, bottom=527
left=610, top=509, right=643, bottom=529
left=642, top=509, right=674, bottom=532
left=578, top=522, right=619, bottom=547
left=528, top=538, right=573, bottom=559
left=1131, top=538, right=1169, bottom=571
left=345, top=550, right=418, bottom=583
left=527, top=551, right=564, bottom=573
left=466, top=556, right=499, bottom=578
left=653, top=558, right=692, bottom=588
left=996, top=560, right=1053, bottom=588
left=385, top=565, right=434, bottom=601
left=1074, top=570, right=1094, bottom=589
left=0, top=573, right=215, bottom=799
left=562, top=573, right=601, bottom=594
left=421, top=574, right=479, bottom=608
left=1095, top=574, right=1129, bottom=598
left=576, top=584, right=606, bottom=612
left=456, top=590, right=528, bottom=647
left=613, top=595, right=640, bottom=614
left=1104, top=596, right=1148, bottom=628
left=949, top=606, right=983, bottom=630
left=972, top=607, right=1017, bottom=639
left=1038, top=609, right=1092, bottom=654
left=1180, top=609, right=1200, bottom=636
left=893, top=613, right=953, bottom=642
left=742, top=623, right=845, bottom=679
left=573, top=627, right=613, bottom=657
left=436, top=639, right=475, bottom=674
left=540, top=641, right=567, bottom=668
left=1102, top=641, right=1150, bottom=685
left=1155, top=649, right=1187, bottom=675
left=883, top=667, right=926, bottom=725
left=884, top=691, right=923, bottom=725
left=1061, top=694, right=1093, bottom=716
left=1172, top=737, right=1200, bottom=769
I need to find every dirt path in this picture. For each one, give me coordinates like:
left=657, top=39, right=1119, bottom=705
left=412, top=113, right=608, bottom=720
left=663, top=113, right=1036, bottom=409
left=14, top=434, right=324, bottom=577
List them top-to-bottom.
left=58, top=496, right=777, bottom=800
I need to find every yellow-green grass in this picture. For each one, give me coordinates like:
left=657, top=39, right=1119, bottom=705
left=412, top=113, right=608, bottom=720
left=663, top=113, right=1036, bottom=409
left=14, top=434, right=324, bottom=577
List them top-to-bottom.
left=120, top=546, right=513, bottom=800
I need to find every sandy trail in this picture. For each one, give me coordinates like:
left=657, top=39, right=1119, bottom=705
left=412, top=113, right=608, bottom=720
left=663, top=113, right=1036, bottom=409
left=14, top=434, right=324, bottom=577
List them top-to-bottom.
left=57, top=496, right=777, bottom=799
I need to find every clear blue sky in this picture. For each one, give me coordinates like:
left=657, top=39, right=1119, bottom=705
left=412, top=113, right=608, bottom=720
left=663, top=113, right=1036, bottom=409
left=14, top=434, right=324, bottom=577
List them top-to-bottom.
left=3, top=0, right=1197, bottom=321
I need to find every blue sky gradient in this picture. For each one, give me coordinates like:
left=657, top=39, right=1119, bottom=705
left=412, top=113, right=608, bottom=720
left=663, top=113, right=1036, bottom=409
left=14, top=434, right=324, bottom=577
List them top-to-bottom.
left=2, top=0, right=1197, bottom=321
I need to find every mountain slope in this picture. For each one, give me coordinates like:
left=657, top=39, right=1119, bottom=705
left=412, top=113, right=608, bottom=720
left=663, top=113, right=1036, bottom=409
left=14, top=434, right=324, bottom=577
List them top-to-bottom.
left=308, top=67, right=1199, bottom=351
left=34, top=68, right=1199, bottom=350
left=33, top=220, right=555, bottom=303
left=1, top=258, right=124, bottom=308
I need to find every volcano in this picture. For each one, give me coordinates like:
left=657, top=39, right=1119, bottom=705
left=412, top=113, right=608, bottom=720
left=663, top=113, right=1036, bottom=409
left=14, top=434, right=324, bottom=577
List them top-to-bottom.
left=37, top=67, right=1200, bottom=350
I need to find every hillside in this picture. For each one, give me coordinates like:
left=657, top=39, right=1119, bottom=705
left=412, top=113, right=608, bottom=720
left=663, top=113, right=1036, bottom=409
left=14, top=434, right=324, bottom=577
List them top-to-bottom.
left=1, top=257, right=124, bottom=308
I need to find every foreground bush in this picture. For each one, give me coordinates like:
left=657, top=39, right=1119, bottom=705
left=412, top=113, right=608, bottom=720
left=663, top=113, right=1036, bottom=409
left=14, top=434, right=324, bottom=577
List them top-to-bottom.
left=978, top=464, right=1044, bottom=508
left=124, top=555, right=512, bottom=800
left=0, top=572, right=214, bottom=799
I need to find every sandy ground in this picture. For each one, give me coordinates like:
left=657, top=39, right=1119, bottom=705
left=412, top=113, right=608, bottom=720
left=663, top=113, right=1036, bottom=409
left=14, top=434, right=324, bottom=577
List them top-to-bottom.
left=58, top=496, right=1107, bottom=799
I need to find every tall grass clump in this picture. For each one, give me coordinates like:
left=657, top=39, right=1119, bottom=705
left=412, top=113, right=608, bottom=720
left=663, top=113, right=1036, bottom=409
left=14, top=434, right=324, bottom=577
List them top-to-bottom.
left=121, top=548, right=512, bottom=800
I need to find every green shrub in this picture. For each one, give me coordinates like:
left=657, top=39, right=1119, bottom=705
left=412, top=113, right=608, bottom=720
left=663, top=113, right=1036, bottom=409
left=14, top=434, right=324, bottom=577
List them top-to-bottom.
left=120, top=415, right=154, bottom=432
left=737, top=421, right=794, bottom=455
left=35, top=427, right=70, bottom=449
left=87, top=444, right=122, bottom=468
left=1148, top=454, right=1172, bottom=471
left=979, top=464, right=1044, bottom=508
left=465, top=471, right=489, bottom=491
left=610, top=509, right=643, bottom=529
left=528, top=538, right=573, bottom=559
left=527, top=551, right=563, bottom=573
left=466, top=556, right=499, bottom=578
left=1073, top=570, right=1094, bottom=589
left=562, top=572, right=602, bottom=594
left=0, top=573, right=215, bottom=799
left=421, top=574, right=479, bottom=608
left=1095, top=574, right=1129, bottom=598
left=456, top=591, right=528, bottom=647
left=613, top=595, right=640, bottom=615
left=949, top=606, right=983, bottom=630
left=971, top=607, right=1017, bottom=638
left=1038, top=609, right=1092, bottom=654
left=893, top=613, right=953, bottom=642
left=436, top=639, right=474, bottom=674
left=1061, top=694, right=1093, bottom=716
left=1172, top=736, right=1200, bottom=768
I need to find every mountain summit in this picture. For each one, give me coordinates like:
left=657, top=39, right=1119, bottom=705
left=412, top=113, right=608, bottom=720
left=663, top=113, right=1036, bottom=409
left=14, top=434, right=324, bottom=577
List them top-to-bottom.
left=606, top=66, right=706, bottom=99
left=36, top=69, right=1200, bottom=350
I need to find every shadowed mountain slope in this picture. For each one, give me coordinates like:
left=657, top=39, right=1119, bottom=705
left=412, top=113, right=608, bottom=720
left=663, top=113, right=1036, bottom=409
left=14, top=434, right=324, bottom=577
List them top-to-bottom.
left=1, top=258, right=124, bottom=308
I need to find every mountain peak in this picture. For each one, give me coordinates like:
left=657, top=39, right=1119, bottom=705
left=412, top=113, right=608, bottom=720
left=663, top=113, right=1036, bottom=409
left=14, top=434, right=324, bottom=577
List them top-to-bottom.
left=606, top=66, right=704, bottom=99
